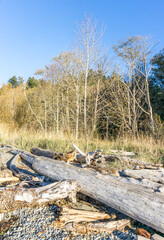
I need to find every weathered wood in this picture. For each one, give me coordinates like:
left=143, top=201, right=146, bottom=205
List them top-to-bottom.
left=73, top=144, right=101, bottom=165
left=31, top=146, right=100, bottom=164
left=9, top=148, right=164, bottom=234
left=31, top=148, right=55, bottom=158
left=10, top=154, right=32, bottom=181
left=119, top=156, right=163, bottom=168
left=123, top=169, right=164, bottom=184
left=116, top=176, right=164, bottom=193
left=0, top=177, right=19, bottom=183
left=0, top=180, right=79, bottom=214
left=59, top=207, right=110, bottom=223
left=62, top=218, right=131, bottom=234
left=87, top=218, right=131, bottom=233
left=151, top=233, right=164, bottom=240
left=137, top=236, right=150, bottom=240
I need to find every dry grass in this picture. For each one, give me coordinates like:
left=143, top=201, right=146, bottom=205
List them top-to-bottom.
left=0, top=123, right=163, bottom=164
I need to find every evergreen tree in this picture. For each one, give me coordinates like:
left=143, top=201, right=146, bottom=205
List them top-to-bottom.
left=8, top=76, right=20, bottom=88
left=26, top=77, right=39, bottom=88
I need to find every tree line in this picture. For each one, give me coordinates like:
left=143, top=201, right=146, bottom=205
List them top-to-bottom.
left=0, top=17, right=163, bottom=139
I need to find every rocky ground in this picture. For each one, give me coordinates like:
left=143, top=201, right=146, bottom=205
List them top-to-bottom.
left=0, top=205, right=138, bottom=240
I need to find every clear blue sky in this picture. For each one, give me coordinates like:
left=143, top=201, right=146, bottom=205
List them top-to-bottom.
left=0, top=0, right=164, bottom=86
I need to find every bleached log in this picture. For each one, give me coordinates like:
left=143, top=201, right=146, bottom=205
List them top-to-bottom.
left=9, top=148, right=164, bottom=234
left=123, top=169, right=164, bottom=184
left=0, top=180, right=79, bottom=213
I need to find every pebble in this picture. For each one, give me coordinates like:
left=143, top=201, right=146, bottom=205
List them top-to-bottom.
left=1, top=205, right=137, bottom=240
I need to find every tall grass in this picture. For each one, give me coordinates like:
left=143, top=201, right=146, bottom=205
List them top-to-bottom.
left=0, top=123, right=163, bottom=163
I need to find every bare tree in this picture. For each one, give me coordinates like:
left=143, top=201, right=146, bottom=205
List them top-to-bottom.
left=74, top=15, right=105, bottom=139
left=114, top=36, right=155, bottom=135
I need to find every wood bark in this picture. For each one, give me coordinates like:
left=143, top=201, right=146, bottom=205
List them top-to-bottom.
left=10, top=149, right=164, bottom=234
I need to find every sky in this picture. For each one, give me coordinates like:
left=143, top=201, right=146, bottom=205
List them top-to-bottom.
left=0, top=0, right=164, bottom=86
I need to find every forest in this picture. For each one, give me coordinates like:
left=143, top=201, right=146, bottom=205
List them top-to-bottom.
left=0, top=17, right=163, bottom=144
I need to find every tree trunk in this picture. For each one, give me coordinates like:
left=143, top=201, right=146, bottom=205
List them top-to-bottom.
left=145, top=75, right=154, bottom=134
left=92, top=78, right=100, bottom=135
left=75, top=85, right=79, bottom=139
left=56, top=91, right=59, bottom=134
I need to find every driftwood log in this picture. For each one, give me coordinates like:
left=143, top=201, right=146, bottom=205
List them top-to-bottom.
left=31, top=146, right=163, bottom=169
left=31, top=146, right=102, bottom=164
left=9, top=148, right=164, bottom=234
left=122, top=169, right=164, bottom=184
left=0, top=180, right=78, bottom=214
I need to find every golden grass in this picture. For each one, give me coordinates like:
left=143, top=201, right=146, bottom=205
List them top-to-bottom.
left=0, top=123, right=163, bottom=164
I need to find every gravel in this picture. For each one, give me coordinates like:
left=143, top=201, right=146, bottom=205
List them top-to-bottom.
left=1, top=205, right=137, bottom=240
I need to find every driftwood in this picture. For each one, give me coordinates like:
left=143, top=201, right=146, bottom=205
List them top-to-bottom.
left=31, top=146, right=163, bottom=170
left=32, top=146, right=103, bottom=165
left=9, top=148, right=164, bottom=234
left=31, top=148, right=55, bottom=158
left=108, top=149, right=136, bottom=156
left=10, top=154, right=32, bottom=181
left=118, top=156, right=163, bottom=168
left=122, top=169, right=164, bottom=184
left=117, top=176, right=164, bottom=193
left=0, top=177, right=19, bottom=184
left=0, top=180, right=79, bottom=214
left=58, top=207, right=110, bottom=223
left=61, top=218, right=131, bottom=234
left=87, top=218, right=131, bottom=234
left=151, top=234, right=164, bottom=240
left=137, top=237, right=150, bottom=240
